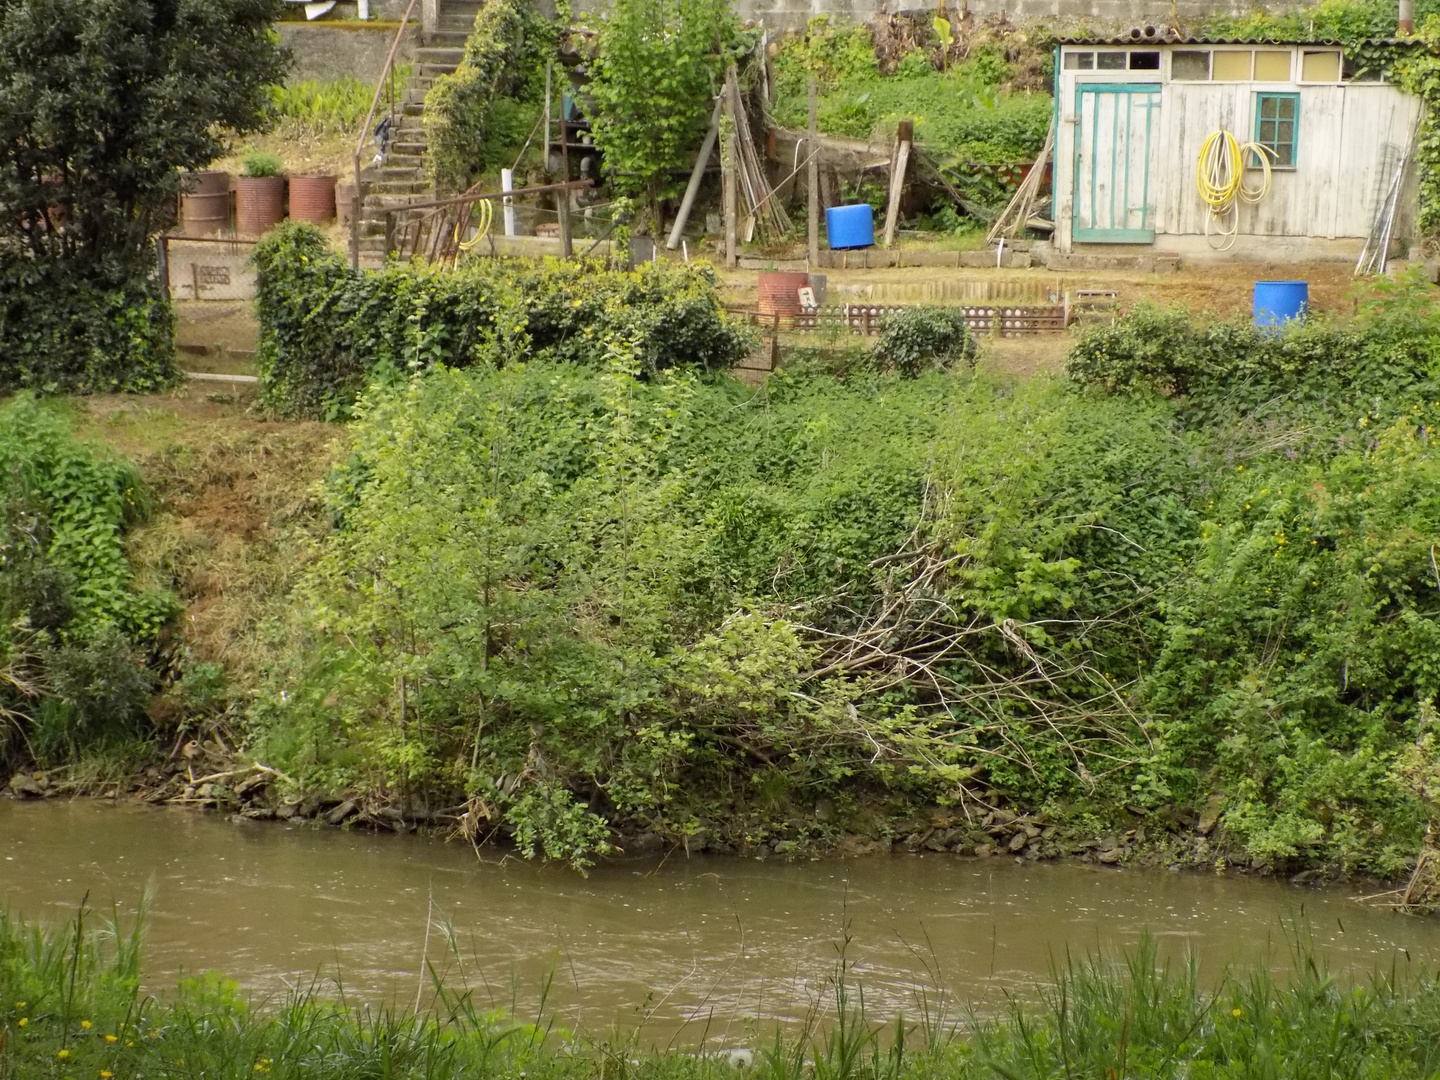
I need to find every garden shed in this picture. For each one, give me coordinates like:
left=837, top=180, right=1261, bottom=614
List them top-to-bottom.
left=1051, top=35, right=1424, bottom=260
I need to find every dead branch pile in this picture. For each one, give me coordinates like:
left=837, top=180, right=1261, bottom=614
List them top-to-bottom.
left=786, top=485, right=1151, bottom=807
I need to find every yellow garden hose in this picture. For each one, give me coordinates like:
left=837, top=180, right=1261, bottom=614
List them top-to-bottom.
left=1195, top=130, right=1276, bottom=251
left=454, top=197, right=494, bottom=256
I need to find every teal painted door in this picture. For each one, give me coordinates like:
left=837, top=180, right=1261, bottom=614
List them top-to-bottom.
left=1073, top=84, right=1160, bottom=243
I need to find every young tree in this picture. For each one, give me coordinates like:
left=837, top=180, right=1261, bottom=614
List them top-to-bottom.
left=0, top=0, right=288, bottom=391
left=585, top=0, right=740, bottom=233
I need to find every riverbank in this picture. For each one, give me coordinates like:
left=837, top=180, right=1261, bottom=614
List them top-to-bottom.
left=2, top=892, right=1440, bottom=1080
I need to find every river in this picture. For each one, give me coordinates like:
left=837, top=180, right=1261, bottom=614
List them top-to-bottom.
left=4, top=799, right=1439, bottom=1042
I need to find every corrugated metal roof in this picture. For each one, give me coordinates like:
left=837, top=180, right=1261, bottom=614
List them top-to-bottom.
left=1057, top=33, right=1418, bottom=46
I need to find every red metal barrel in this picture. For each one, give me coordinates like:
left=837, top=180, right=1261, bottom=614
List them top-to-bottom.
left=289, top=174, right=337, bottom=224
left=235, top=176, right=286, bottom=236
left=757, top=271, right=811, bottom=317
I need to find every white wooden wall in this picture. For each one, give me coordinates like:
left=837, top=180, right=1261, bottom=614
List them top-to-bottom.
left=1055, top=51, right=1422, bottom=251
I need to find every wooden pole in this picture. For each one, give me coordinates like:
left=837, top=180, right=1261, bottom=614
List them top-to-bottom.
left=723, top=68, right=738, bottom=268
left=807, top=78, right=819, bottom=269
left=558, top=91, right=572, bottom=258
left=666, top=97, right=721, bottom=250
left=883, top=118, right=913, bottom=249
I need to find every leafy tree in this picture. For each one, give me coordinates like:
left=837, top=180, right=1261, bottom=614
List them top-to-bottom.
left=0, top=0, right=288, bottom=391
left=585, top=0, right=742, bottom=230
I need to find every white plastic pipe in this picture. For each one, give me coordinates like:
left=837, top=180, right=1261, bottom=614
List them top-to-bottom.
left=358, top=0, right=368, bottom=19
left=501, top=169, right=516, bottom=237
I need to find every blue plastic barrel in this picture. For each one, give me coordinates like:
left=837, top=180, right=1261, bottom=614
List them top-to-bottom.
left=826, top=204, right=875, bottom=250
left=1253, top=281, right=1309, bottom=331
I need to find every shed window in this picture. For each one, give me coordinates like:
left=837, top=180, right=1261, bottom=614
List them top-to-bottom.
left=1301, top=49, right=1341, bottom=81
left=1172, top=50, right=1210, bottom=80
left=1253, top=50, right=1291, bottom=81
left=1064, top=51, right=1094, bottom=70
left=1129, top=51, right=1160, bottom=70
left=1212, top=51, right=1252, bottom=80
left=1097, top=52, right=1127, bottom=70
left=1254, top=92, right=1299, bottom=168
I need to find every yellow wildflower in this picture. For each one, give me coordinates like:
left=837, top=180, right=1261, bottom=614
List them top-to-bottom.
left=1231, top=1007, right=1243, bottom=1018
left=17, top=1017, right=27, bottom=1028
left=81, top=1019, right=92, bottom=1030
left=105, top=1034, right=119, bottom=1044
left=58, top=1049, right=71, bottom=1061
left=101, top=1072, right=114, bottom=1079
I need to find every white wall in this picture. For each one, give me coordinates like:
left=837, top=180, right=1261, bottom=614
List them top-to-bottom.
left=1054, top=47, right=1422, bottom=257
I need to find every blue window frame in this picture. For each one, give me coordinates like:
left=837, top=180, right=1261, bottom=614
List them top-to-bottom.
left=1254, top=92, right=1300, bottom=168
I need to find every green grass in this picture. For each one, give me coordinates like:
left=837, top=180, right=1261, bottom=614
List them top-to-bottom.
left=5, top=904, right=1440, bottom=1079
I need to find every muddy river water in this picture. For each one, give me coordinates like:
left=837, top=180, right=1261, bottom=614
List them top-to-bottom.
left=4, top=800, right=1440, bottom=1041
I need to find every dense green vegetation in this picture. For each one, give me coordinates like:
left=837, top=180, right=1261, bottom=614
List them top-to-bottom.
left=0, top=0, right=287, bottom=392
left=770, top=15, right=1053, bottom=215
left=272, top=72, right=404, bottom=138
left=242, top=231, right=1440, bottom=874
left=0, top=397, right=173, bottom=767
left=5, top=904, right=1440, bottom=1079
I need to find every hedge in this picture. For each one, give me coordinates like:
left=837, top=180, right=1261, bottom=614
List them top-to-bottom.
left=253, top=223, right=755, bottom=418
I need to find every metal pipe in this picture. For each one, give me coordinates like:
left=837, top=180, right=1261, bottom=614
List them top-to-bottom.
left=1399, top=0, right=1414, bottom=33
left=381, top=179, right=594, bottom=218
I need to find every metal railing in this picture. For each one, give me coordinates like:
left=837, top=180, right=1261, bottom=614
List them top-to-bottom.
left=350, top=0, right=420, bottom=269
left=386, top=179, right=592, bottom=264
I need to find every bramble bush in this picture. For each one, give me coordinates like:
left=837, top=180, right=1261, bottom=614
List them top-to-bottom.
left=252, top=223, right=755, bottom=418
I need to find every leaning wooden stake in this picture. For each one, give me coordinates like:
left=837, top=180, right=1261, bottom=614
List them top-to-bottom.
left=723, top=67, right=739, bottom=267
left=807, top=78, right=820, bottom=269
left=667, top=96, right=722, bottom=250
left=883, top=118, right=913, bottom=248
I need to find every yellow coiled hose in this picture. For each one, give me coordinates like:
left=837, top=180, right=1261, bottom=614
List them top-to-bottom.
left=1196, top=130, right=1275, bottom=251
left=454, top=197, right=494, bottom=256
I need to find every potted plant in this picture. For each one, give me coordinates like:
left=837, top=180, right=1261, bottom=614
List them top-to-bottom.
left=235, top=150, right=286, bottom=235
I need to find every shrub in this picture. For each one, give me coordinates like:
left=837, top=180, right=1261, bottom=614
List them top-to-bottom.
left=585, top=0, right=744, bottom=227
left=242, top=150, right=285, bottom=178
left=252, top=222, right=755, bottom=418
left=0, top=260, right=176, bottom=394
left=872, top=304, right=976, bottom=376
left=0, top=396, right=174, bottom=765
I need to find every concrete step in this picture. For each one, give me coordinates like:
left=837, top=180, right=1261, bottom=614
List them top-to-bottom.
left=423, top=30, right=469, bottom=48
left=417, top=47, right=465, bottom=66
left=417, top=63, right=459, bottom=79
left=392, top=141, right=428, bottom=155
left=385, top=153, right=425, bottom=168
left=379, top=164, right=425, bottom=179
left=372, top=180, right=429, bottom=195
left=365, top=193, right=434, bottom=210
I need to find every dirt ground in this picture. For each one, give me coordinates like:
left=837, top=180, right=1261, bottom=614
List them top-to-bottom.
left=719, top=259, right=1361, bottom=319
left=68, top=392, right=337, bottom=677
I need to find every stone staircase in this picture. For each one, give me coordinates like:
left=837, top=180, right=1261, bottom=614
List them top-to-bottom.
left=355, top=0, right=484, bottom=266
